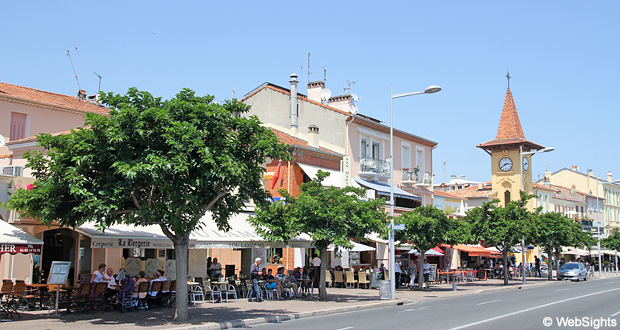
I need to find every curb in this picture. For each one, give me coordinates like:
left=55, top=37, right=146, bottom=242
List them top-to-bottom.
left=174, top=300, right=404, bottom=330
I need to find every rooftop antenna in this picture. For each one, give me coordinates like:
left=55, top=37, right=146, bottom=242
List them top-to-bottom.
left=67, top=47, right=81, bottom=91
left=300, top=52, right=313, bottom=92
left=322, top=66, right=327, bottom=84
left=94, top=72, right=102, bottom=92
left=232, top=89, right=237, bottom=99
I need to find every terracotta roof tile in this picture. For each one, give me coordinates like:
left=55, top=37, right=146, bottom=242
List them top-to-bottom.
left=0, top=82, right=109, bottom=115
left=269, top=127, right=342, bottom=157
left=433, top=190, right=468, bottom=200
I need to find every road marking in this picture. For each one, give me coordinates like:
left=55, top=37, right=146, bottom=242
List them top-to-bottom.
left=448, top=287, right=620, bottom=330
left=555, top=288, right=570, bottom=292
left=476, top=299, right=501, bottom=305
left=399, top=306, right=428, bottom=313
left=611, top=310, right=620, bottom=317
left=334, top=327, right=353, bottom=330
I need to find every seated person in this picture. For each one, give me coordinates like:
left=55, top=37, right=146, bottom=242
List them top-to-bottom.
left=105, top=267, right=118, bottom=300
left=276, top=267, right=301, bottom=298
left=259, top=268, right=268, bottom=280
left=264, top=268, right=282, bottom=299
left=149, top=270, right=167, bottom=296
left=133, top=271, right=148, bottom=299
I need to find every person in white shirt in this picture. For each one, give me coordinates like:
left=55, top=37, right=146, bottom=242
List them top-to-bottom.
left=312, top=255, right=321, bottom=267
left=210, top=258, right=222, bottom=278
left=423, top=260, right=432, bottom=289
left=394, top=262, right=402, bottom=288
left=91, top=263, right=107, bottom=283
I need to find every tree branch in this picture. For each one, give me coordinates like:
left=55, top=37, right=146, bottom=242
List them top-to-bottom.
left=148, top=185, right=155, bottom=206
left=198, top=187, right=228, bottom=218
left=130, top=191, right=142, bottom=209
left=159, top=223, right=176, bottom=241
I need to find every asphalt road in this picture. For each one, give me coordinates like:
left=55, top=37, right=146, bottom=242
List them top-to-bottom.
left=249, top=278, right=620, bottom=330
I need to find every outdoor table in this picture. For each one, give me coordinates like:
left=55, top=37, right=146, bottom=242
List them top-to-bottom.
left=26, top=283, right=49, bottom=310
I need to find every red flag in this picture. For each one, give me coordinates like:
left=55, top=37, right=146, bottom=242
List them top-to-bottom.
left=271, top=163, right=282, bottom=190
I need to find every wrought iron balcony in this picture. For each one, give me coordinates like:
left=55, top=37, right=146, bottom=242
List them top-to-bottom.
left=358, top=157, right=390, bottom=178
left=401, top=168, right=432, bottom=186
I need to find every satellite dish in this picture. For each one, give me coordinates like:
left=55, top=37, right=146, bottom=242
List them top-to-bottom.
left=320, top=88, right=332, bottom=101
left=351, top=93, right=359, bottom=102
left=349, top=104, right=358, bottom=115
left=0, top=134, right=5, bottom=148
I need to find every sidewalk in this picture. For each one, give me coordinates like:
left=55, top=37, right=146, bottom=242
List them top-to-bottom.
left=2, top=275, right=616, bottom=330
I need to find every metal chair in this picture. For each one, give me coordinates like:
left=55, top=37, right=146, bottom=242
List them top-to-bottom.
left=190, top=282, right=204, bottom=304
left=222, top=283, right=237, bottom=303
left=209, top=284, right=223, bottom=303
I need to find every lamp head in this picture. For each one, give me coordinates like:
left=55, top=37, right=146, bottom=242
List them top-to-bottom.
left=424, top=85, right=442, bottom=94
left=541, top=147, right=555, bottom=153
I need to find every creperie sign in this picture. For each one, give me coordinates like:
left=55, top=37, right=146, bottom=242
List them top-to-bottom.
left=90, top=237, right=196, bottom=249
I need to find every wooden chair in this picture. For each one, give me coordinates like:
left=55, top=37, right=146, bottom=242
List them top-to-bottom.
left=325, top=270, right=332, bottom=288
left=333, top=271, right=344, bottom=288
left=345, top=271, right=357, bottom=288
left=358, top=272, right=370, bottom=289
left=147, top=281, right=163, bottom=308
left=160, top=281, right=172, bottom=306
left=136, top=282, right=149, bottom=310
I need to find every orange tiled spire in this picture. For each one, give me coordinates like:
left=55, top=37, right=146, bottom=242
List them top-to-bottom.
left=495, top=89, right=525, bottom=140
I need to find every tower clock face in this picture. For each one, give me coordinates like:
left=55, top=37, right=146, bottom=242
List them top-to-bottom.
left=522, top=156, right=529, bottom=171
left=499, top=157, right=513, bottom=172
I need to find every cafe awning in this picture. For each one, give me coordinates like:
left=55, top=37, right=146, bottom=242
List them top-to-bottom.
left=298, top=163, right=343, bottom=188
left=354, top=177, right=422, bottom=201
left=193, top=210, right=314, bottom=249
left=0, top=220, right=43, bottom=255
left=80, top=222, right=192, bottom=249
left=327, top=241, right=375, bottom=252
left=442, top=244, right=500, bottom=257
left=409, top=249, right=444, bottom=256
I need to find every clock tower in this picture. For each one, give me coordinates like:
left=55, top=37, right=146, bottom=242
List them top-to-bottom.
left=476, top=87, right=544, bottom=210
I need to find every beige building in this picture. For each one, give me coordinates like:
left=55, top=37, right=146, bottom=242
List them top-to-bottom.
left=546, top=168, right=620, bottom=235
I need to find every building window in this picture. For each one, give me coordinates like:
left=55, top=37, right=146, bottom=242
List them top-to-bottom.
left=10, top=112, right=27, bottom=141
left=361, top=138, right=367, bottom=158
left=372, top=142, right=380, bottom=160
left=401, top=144, right=411, bottom=170
left=504, top=190, right=510, bottom=206
left=267, top=248, right=283, bottom=264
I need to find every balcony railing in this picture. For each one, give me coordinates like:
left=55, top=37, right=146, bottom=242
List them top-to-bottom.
left=359, top=157, right=390, bottom=177
left=401, top=169, right=432, bottom=186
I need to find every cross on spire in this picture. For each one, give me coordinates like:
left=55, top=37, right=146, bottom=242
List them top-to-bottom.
left=506, top=70, right=511, bottom=89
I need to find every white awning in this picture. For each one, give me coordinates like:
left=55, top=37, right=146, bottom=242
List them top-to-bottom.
left=298, top=163, right=343, bottom=188
left=354, top=177, right=421, bottom=201
left=81, top=209, right=314, bottom=249
left=192, top=211, right=314, bottom=249
left=0, top=220, right=43, bottom=255
left=327, top=241, right=375, bottom=252
left=409, top=249, right=444, bottom=256
left=589, top=249, right=617, bottom=256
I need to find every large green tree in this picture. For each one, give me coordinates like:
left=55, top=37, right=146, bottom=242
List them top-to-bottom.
left=4, top=88, right=290, bottom=322
left=248, top=171, right=389, bottom=300
left=465, top=192, right=537, bottom=285
left=394, top=205, right=468, bottom=290
left=534, top=212, right=595, bottom=280
left=602, top=229, right=620, bottom=251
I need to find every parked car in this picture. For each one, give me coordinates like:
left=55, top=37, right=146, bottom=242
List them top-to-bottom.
left=557, top=262, right=587, bottom=281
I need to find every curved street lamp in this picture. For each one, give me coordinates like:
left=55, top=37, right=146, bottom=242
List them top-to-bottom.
left=389, top=85, right=441, bottom=299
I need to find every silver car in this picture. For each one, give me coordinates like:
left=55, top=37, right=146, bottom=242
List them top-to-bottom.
left=557, top=262, right=587, bottom=281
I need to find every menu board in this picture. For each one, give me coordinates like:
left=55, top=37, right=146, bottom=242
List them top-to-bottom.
left=48, top=261, right=71, bottom=285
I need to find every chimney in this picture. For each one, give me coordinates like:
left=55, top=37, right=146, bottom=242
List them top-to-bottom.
left=290, top=74, right=299, bottom=134
left=307, top=81, right=325, bottom=102
left=77, top=89, right=87, bottom=101
left=327, top=94, right=351, bottom=112
left=308, top=125, right=319, bottom=148
left=572, top=165, right=578, bottom=172
left=544, top=171, right=552, bottom=185
left=608, top=171, right=613, bottom=182
left=477, top=183, right=484, bottom=190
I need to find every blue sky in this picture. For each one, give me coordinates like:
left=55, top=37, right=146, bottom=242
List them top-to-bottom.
left=2, top=1, right=619, bottom=184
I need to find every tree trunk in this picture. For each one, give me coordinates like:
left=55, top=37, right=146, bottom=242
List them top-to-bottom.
left=174, top=235, right=190, bottom=322
left=547, top=245, right=553, bottom=281
left=318, top=247, right=327, bottom=300
left=502, top=249, right=509, bottom=285
left=554, top=251, right=561, bottom=281
left=418, top=255, right=425, bottom=290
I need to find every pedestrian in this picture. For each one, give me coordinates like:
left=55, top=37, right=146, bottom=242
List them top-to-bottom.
left=535, top=256, right=541, bottom=277
left=207, top=257, right=212, bottom=278
left=248, top=257, right=264, bottom=302
left=423, top=259, right=431, bottom=289
left=394, top=261, right=402, bottom=288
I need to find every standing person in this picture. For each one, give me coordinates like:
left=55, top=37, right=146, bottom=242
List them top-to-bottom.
left=312, top=254, right=321, bottom=268
left=535, top=256, right=541, bottom=277
left=206, top=257, right=212, bottom=278
left=211, top=258, right=222, bottom=278
left=248, top=258, right=263, bottom=302
left=423, top=259, right=431, bottom=289
left=408, top=260, right=417, bottom=287
left=394, top=261, right=402, bottom=288
left=379, top=263, right=387, bottom=280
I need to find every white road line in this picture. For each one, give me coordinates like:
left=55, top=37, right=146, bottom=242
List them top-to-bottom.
left=448, top=287, right=620, bottom=330
left=555, top=288, right=570, bottom=292
left=476, top=299, right=501, bottom=305
left=611, top=310, right=620, bottom=317
left=334, top=327, right=353, bottom=330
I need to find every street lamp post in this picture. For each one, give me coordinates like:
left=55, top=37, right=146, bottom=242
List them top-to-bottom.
left=389, top=85, right=441, bottom=299
left=519, top=146, right=554, bottom=284
left=594, top=178, right=620, bottom=278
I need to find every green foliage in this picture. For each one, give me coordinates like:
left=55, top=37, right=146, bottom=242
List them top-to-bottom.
left=5, top=87, right=290, bottom=235
left=250, top=170, right=388, bottom=251
left=394, top=205, right=467, bottom=253
left=602, top=229, right=620, bottom=251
